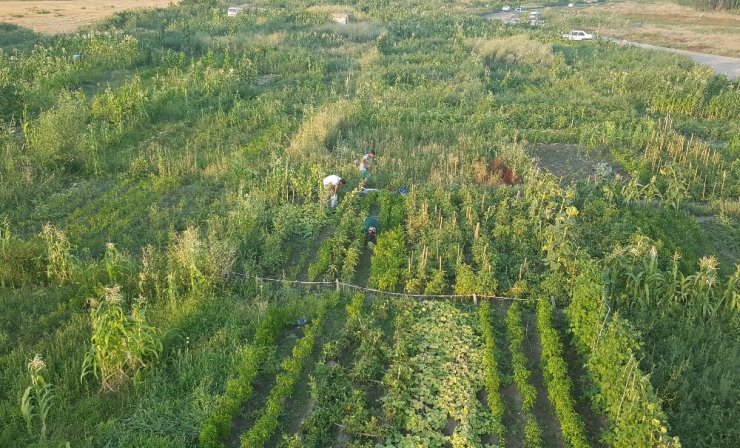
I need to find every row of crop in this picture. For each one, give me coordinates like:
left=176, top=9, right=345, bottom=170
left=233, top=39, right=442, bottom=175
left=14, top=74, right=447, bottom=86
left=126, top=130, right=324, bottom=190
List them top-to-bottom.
left=403, top=189, right=465, bottom=294
left=308, top=194, right=368, bottom=282
left=566, top=262, right=681, bottom=448
left=298, top=293, right=393, bottom=446
left=297, top=294, right=364, bottom=447
left=239, top=295, right=335, bottom=447
left=536, top=299, right=590, bottom=448
left=477, top=302, right=506, bottom=442
left=506, top=303, right=543, bottom=448
left=199, top=306, right=289, bottom=448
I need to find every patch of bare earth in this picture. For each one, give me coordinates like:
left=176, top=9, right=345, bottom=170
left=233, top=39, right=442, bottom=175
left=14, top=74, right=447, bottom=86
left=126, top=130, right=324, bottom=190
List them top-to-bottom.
left=0, top=0, right=179, bottom=34
left=529, top=143, right=626, bottom=184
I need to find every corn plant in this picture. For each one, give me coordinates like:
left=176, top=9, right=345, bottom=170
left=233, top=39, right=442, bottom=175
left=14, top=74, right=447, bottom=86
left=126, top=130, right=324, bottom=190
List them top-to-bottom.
left=40, top=224, right=74, bottom=284
left=81, top=285, right=162, bottom=392
left=21, top=354, right=54, bottom=441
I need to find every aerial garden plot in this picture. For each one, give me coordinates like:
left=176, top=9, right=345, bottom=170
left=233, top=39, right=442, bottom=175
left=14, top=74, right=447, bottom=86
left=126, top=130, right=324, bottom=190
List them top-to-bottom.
left=0, top=0, right=738, bottom=447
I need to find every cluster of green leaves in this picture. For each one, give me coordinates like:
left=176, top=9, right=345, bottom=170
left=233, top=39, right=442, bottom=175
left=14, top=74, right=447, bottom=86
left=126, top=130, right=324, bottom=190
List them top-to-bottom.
left=403, top=189, right=463, bottom=293
left=377, top=191, right=406, bottom=231
left=308, top=194, right=368, bottom=282
left=0, top=221, right=47, bottom=287
left=369, top=226, right=407, bottom=291
left=605, top=237, right=739, bottom=317
left=566, top=262, right=681, bottom=448
left=80, top=285, right=162, bottom=392
left=297, top=293, right=384, bottom=447
left=239, top=296, right=333, bottom=448
left=337, top=296, right=392, bottom=444
left=535, top=299, right=589, bottom=448
left=380, top=300, right=495, bottom=447
left=199, top=306, right=288, bottom=448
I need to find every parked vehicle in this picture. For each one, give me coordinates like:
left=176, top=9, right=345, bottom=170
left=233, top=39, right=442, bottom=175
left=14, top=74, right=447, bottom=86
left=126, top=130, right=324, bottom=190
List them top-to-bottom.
left=568, top=2, right=575, bottom=7
left=502, top=5, right=512, bottom=11
left=227, top=7, right=241, bottom=16
left=514, top=7, right=523, bottom=12
left=562, top=30, right=593, bottom=40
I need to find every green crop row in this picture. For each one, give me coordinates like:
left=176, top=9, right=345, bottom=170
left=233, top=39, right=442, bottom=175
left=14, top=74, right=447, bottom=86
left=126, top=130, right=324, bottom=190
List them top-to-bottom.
left=307, top=194, right=367, bottom=282
left=369, top=226, right=407, bottom=291
left=566, top=262, right=681, bottom=448
left=300, top=294, right=367, bottom=447
left=239, top=299, right=331, bottom=448
left=536, top=299, right=590, bottom=448
left=477, top=302, right=505, bottom=441
left=506, top=303, right=537, bottom=412
left=506, top=303, right=544, bottom=448
left=198, top=307, right=288, bottom=448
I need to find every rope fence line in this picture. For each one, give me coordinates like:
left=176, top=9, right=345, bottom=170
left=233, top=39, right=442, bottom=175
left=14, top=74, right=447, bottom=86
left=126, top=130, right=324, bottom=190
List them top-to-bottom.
left=241, top=273, right=530, bottom=302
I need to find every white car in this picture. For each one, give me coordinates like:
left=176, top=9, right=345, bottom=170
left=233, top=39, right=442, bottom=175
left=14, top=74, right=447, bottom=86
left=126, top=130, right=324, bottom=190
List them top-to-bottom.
left=568, top=2, right=575, bottom=6
left=502, top=5, right=511, bottom=11
left=227, top=7, right=241, bottom=16
left=514, top=7, right=523, bottom=12
left=562, top=30, right=593, bottom=40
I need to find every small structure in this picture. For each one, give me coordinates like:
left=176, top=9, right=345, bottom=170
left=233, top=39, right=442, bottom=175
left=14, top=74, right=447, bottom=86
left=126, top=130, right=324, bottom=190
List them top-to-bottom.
left=227, top=7, right=241, bottom=17
left=331, top=12, right=351, bottom=25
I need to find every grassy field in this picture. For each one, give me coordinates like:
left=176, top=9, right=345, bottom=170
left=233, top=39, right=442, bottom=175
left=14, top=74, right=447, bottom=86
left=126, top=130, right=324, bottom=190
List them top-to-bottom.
left=0, top=0, right=178, bottom=34
left=547, top=0, right=740, bottom=57
left=0, top=1, right=738, bottom=447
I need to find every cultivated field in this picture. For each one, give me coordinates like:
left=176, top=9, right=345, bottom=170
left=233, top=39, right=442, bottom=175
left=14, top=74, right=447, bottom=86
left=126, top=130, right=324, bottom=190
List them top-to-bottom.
left=0, top=0, right=177, bottom=34
left=1, top=1, right=738, bottom=447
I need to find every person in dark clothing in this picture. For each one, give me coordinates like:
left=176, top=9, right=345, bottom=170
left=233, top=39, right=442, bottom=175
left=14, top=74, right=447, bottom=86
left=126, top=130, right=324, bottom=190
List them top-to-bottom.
left=363, top=216, right=379, bottom=245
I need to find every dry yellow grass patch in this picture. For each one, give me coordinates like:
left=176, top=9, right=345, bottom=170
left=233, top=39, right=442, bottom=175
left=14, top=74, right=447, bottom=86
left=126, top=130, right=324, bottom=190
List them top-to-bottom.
left=0, top=0, right=179, bottom=34
left=601, top=1, right=740, bottom=25
left=467, top=35, right=554, bottom=65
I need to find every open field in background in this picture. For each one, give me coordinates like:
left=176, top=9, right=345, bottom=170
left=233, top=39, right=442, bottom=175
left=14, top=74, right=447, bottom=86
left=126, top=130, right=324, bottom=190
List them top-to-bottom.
left=0, top=0, right=178, bottom=34
left=547, top=1, right=740, bottom=57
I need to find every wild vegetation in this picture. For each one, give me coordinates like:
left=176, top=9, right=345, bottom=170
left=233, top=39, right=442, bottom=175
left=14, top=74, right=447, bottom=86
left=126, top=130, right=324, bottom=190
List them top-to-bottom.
left=0, top=0, right=737, bottom=447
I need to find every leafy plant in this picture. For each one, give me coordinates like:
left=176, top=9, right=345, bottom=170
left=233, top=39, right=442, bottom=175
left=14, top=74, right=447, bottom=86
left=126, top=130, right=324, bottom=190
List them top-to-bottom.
left=369, top=226, right=406, bottom=291
left=81, top=285, right=162, bottom=392
left=21, top=354, right=54, bottom=440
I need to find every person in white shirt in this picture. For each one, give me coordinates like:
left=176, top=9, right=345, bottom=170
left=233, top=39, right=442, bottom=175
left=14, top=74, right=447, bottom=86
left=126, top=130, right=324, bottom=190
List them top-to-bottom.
left=359, top=150, right=376, bottom=188
left=322, top=174, right=346, bottom=208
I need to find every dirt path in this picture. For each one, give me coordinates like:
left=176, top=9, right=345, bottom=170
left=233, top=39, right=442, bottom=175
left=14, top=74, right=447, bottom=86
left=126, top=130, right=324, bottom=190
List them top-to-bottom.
left=0, top=0, right=178, bottom=34
left=353, top=203, right=379, bottom=286
left=522, top=316, right=564, bottom=448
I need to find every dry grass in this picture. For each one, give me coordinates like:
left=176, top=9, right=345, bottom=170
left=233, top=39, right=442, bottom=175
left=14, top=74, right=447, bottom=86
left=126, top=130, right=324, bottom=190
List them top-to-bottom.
left=0, top=0, right=179, bottom=34
left=550, top=1, right=740, bottom=57
left=467, top=35, right=554, bottom=65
